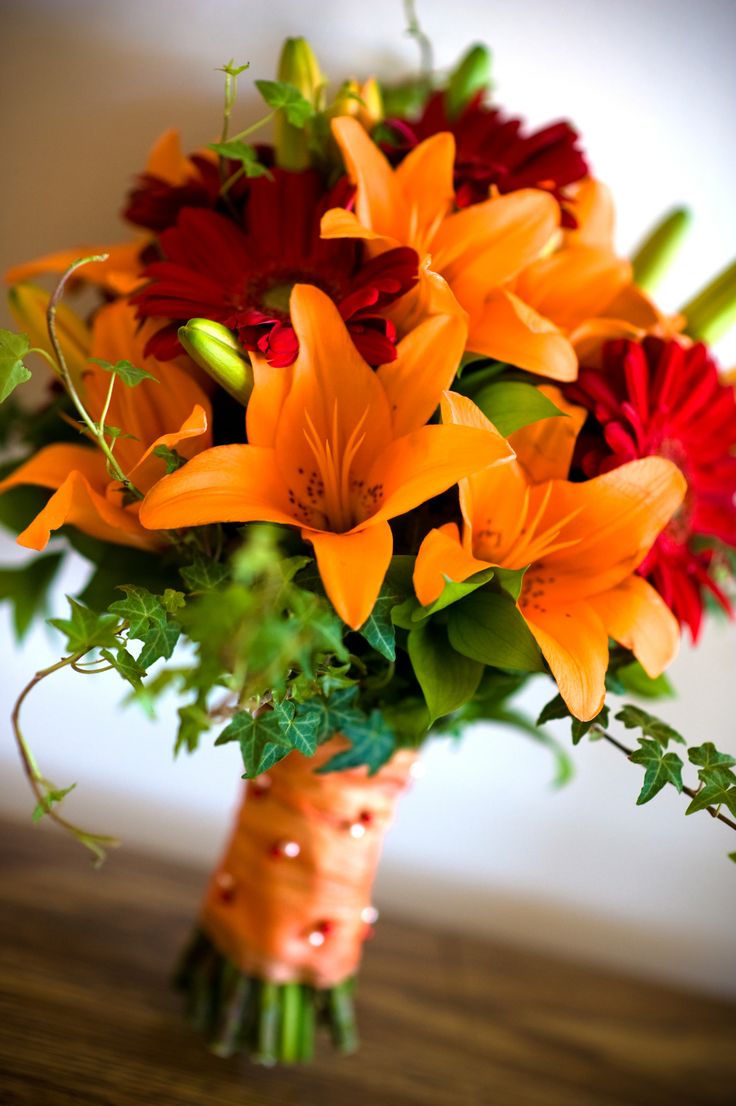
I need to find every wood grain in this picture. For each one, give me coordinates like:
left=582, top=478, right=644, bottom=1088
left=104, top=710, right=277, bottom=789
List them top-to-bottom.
left=1, top=817, right=735, bottom=1106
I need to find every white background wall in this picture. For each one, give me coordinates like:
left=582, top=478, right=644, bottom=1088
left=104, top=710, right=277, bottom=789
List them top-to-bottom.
left=1, top=0, right=735, bottom=996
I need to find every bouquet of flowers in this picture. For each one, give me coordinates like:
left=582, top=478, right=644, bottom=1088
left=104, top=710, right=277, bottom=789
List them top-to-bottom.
left=2, top=21, right=735, bottom=1068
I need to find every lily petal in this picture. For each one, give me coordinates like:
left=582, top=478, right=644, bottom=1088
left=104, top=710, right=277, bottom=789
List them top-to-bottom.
left=330, top=116, right=406, bottom=242
left=145, top=128, right=193, bottom=184
left=394, top=132, right=456, bottom=251
left=564, top=179, right=616, bottom=250
left=434, top=189, right=559, bottom=296
left=320, top=206, right=399, bottom=249
left=5, top=241, right=145, bottom=295
left=514, top=246, right=632, bottom=333
left=468, top=289, right=578, bottom=381
left=377, top=309, right=467, bottom=436
left=246, top=351, right=294, bottom=448
left=509, top=385, right=588, bottom=482
left=129, top=403, right=210, bottom=493
left=371, top=417, right=514, bottom=524
left=0, top=443, right=107, bottom=494
left=139, top=444, right=295, bottom=531
left=535, top=457, right=687, bottom=598
left=13, top=469, right=155, bottom=552
left=305, top=522, right=393, bottom=629
left=413, top=523, right=491, bottom=607
left=588, top=575, right=680, bottom=677
left=524, top=600, right=609, bottom=721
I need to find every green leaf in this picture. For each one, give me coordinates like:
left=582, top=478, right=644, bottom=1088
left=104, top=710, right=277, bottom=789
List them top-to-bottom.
left=255, top=79, right=315, bottom=125
left=207, top=139, right=271, bottom=178
left=0, top=329, right=31, bottom=403
left=88, top=357, right=157, bottom=387
left=473, top=380, right=564, bottom=436
left=153, top=444, right=186, bottom=474
left=0, top=552, right=64, bottom=639
left=358, top=555, right=414, bottom=661
left=179, top=557, right=229, bottom=593
left=411, top=567, right=496, bottom=622
left=109, top=585, right=166, bottom=638
left=160, top=588, right=186, bottom=614
left=448, top=591, right=545, bottom=672
left=49, top=597, right=121, bottom=654
left=136, top=618, right=181, bottom=669
left=408, top=621, right=483, bottom=722
left=100, top=645, right=147, bottom=691
left=615, top=661, right=674, bottom=699
left=537, top=693, right=571, bottom=726
left=176, top=699, right=211, bottom=755
left=216, top=700, right=320, bottom=777
left=615, top=704, right=685, bottom=746
left=571, top=705, right=609, bottom=745
left=318, top=708, right=396, bottom=776
left=629, top=738, right=684, bottom=804
left=688, top=742, right=736, bottom=773
left=685, top=780, right=736, bottom=818
left=31, top=783, right=76, bottom=823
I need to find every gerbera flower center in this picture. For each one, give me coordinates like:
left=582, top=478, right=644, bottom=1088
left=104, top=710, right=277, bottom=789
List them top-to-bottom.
left=260, top=280, right=297, bottom=316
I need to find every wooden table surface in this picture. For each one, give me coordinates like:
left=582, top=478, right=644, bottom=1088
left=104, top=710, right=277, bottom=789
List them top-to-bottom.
left=1, top=818, right=735, bottom=1106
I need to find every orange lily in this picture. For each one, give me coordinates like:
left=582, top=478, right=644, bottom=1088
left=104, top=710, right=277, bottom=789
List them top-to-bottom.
left=321, top=116, right=578, bottom=381
left=4, top=130, right=207, bottom=295
left=517, top=179, right=684, bottom=365
left=140, top=284, right=514, bottom=629
left=0, top=298, right=211, bottom=551
left=413, top=393, right=686, bottom=719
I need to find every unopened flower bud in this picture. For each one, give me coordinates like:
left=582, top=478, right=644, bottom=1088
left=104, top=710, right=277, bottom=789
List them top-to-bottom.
left=274, top=37, right=325, bottom=171
left=445, top=43, right=493, bottom=119
left=631, top=207, right=692, bottom=293
left=681, top=259, right=736, bottom=345
left=178, top=319, right=253, bottom=405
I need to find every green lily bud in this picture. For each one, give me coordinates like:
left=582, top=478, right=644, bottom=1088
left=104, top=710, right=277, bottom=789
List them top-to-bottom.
left=274, top=37, right=325, bottom=171
left=445, top=43, right=492, bottom=119
left=631, top=207, right=692, bottom=293
left=681, top=259, right=736, bottom=345
left=178, top=319, right=253, bottom=405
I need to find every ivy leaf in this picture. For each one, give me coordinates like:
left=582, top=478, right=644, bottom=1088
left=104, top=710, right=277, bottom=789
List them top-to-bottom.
left=255, top=79, right=315, bottom=125
left=207, top=139, right=271, bottom=178
left=0, top=329, right=32, bottom=403
left=88, top=357, right=157, bottom=387
left=473, top=380, right=564, bottom=436
left=153, top=444, right=186, bottom=474
left=0, top=552, right=64, bottom=640
left=358, top=555, right=414, bottom=660
left=179, top=557, right=229, bottom=593
left=109, top=585, right=167, bottom=638
left=160, top=588, right=186, bottom=614
left=448, top=591, right=545, bottom=672
left=49, top=598, right=121, bottom=654
left=136, top=618, right=181, bottom=669
left=408, top=621, right=483, bottom=722
left=100, top=645, right=147, bottom=691
left=537, top=693, right=570, bottom=726
left=176, top=699, right=211, bottom=755
left=273, top=700, right=323, bottom=757
left=215, top=703, right=300, bottom=777
left=615, top=704, right=685, bottom=746
left=571, top=705, right=609, bottom=745
left=318, top=708, right=396, bottom=776
left=629, top=738, right=684, bottom=804
left=688, top=742, right=736, bottom=774
left=685, top=780, right=736, bottom=818
left=31, top=783, right=76, bottom=823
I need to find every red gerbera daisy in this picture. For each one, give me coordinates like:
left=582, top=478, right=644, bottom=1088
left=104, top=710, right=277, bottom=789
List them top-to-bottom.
left=383, top=91, right=589, bottom=224
left=123, top=153, right=225, bottom=232
left=133, top=167, right=418, bottom=366
left=567, top=336, right=736, bottom=640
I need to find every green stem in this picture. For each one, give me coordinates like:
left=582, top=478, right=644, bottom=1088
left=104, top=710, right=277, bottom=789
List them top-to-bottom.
left=228, top=110, right=276, bottom=146
left=45, top=255, right=143, bottom=500
left=11, top=653, right=120, bottom=862
left=328, top=979, right=358, bottom=1054
left=256, top=981, right=280, bottom=1065
left=279, top=981, right=301, bottom=1063
left=298, top=986, right=315, bottom=1062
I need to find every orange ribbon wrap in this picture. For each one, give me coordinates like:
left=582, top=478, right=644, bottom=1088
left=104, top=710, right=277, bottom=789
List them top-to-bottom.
left=200, top=737, right=417, bottom=988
